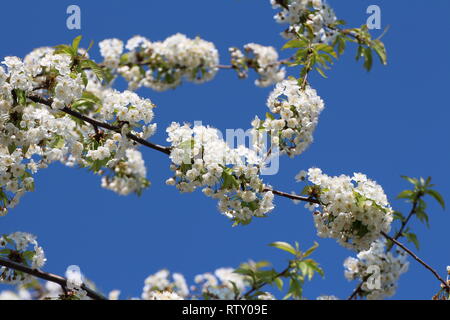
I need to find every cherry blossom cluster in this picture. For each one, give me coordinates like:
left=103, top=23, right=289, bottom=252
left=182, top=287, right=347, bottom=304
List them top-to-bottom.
left=271, top=0, right=338, bottom=43
left=105, top=34, right=219, bottom=91
left=229, top=43, right=285, bottom=87
left=0, top=46, right=158, bottom=213
left=251, top=79, right=324, bottom=157
left=166, top=122, right=274, bottom=225
left=305, top=168, right=393, bottom=251
left=0, top=232, right=46, bottom=284
left=344, top=239, right=409, bottom=300
left=0, top=265, right=94, bottom=300
left=140, top=267, right=274, bottom=300
left=194, top=267, right=251, bottom=300
left=141, top=269, right=189, bottom=300
left=0, top=281, right=67, bottom=300
left=0, top=287, right=34, bottom=300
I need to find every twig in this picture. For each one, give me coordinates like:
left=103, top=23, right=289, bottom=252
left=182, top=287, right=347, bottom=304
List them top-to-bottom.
left=28, top=93, right=320, bottom=205
left=27, top=94, right=171, bottom=155
left=264, top=188, right=320, bottom=204
left=391, top=196, right=420, bottom=243
left=381, top=231, right=450, bottom=292
left=0, top=257, right=107, bottom=300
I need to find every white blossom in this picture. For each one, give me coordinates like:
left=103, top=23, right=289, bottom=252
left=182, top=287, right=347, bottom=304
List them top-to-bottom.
left=271, top=0, right=338, bottom=43
left=119, top=34, right=219, bottom=91
left=99, top=38, right=124, bottom=69
left=244, top=43, right=285, bottom=87
left=252, top=79, right=324, bottom=157
left=166, top=122, right=274, bottom=224
left=307, top=168, right=393, bottom=251
left=0, top=232, right=46, bottom=284
left=344, top=239, right=409, bottom=300
left=142, top=269, right=189, bottom=300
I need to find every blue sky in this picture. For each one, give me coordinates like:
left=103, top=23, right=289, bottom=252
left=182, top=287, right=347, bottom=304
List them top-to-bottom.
left=1, top=0, right=449, bottom=299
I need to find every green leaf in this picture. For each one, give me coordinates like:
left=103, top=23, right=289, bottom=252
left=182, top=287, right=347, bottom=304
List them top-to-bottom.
left=72, top=35, right=82, bottom=53
left=336, top=36, right=346, bottom=56
left=282, top=39, right=308, bottom=50
left=371, top=39, right=387, bottom=65
left=54, top=44, right=77, bottom=57
left=314, top=44, right=337, bottom=58
left=355, top=45, right=363, bottom=61
left=363, top=47, right=373, bottom=71
left=81, top=59, right=108, bottom=82
left=315, top=67, right=327, bottom=78
left=81, top=71, right=88, bottom=87
left=14, top=89, right=27, bottom=106
left=265, top=112, right=275, bottom=121
left=51, top=135, right=65, bottom=149
left=8, top=143, right=16, bottom=155
left=22, top=144, right=30, bottom=155
left=89, top=158, right=110, bottom=173
left=401, top=176, right=419, bottom=187
left=426, top=189, right=445, bottom=209
left=397, top=190, right=414, bottom=200
left=415, top=209, right=429, bottom=228
left=393, top=211, right=405, bottom=222
left=404, top=232, right=420, bottom=250
left=269, top=241, right=297, bottom=256
left=302, top=241, right=319, bottom=258
left=22, top=250, right=35, bottom=260
left=300, top=259, right=324, bottom=279
left=234, top=267, right=255, bottom=278
left=274, top=277, right=284, bottom=291
left=286, top=277, right=303, bottom=299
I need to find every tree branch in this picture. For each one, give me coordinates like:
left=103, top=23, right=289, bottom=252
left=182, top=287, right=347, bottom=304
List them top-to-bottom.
left=28, top=93, right=321, bottom=206
left=27, top=94, right=171, bottom=155
left=265, top=188, right=320, bottom=204
left=392, top=196, right=420, bottom=243
left=381, top=231, right=450, bottom=292
left=0, top=257, right=107, bottom=300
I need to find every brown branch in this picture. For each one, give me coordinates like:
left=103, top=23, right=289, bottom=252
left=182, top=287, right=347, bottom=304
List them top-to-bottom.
left=29, top=93, right=320, bottom=206
left=27, top=94, right=171, bottom=156
left=264, top=188, right=320, bottom=204
left=391, top=196, right=421, bottom=243
left=381, top=231, right=450, bottom=292
left=0, top=257, right=107, bottom=300
left=348, top=282, right=364, bottom=300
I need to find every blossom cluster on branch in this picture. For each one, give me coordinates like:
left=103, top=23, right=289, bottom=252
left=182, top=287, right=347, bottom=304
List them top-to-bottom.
left=0, top=0, right=445, bottom=302
left=271, top=0, right=338, bottom=43
left=110, top=34, right=219, bottom=91
left=229, top=43, right=286, bottom=87
left=0, top=48, right=157, bottom=214
left=251, top=79, right=324, bottom=157
left=166, top=122, right=274, bottom=225
left=304, top=168, right=393, bottom=251
left=0, top=232, right=46, bottom=283
left=344, top=239, right=409, bottom=300
left=140, top=267, right=270, bottom=300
